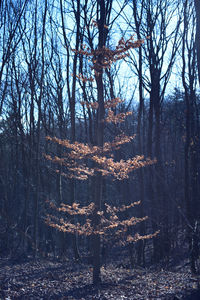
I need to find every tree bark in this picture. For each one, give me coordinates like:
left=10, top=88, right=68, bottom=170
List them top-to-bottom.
left=93, top=0, right=109, bottom=285
left=194, top=0, right=200, bottom=86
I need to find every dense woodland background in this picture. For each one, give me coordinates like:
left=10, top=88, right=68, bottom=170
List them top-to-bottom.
left=0, top=0, right=200, bottom=282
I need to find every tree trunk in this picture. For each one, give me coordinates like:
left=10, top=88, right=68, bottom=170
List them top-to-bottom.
left=92, top=0, right=108, bottom=285
left=194, top=0, right=200, bottom=86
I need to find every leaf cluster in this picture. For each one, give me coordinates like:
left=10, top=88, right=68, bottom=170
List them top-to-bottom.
left=72, top=35, right=144, bottom=74
left=45, top=134, right=155, bottom=181
left=46, top=200, right=159, bottom=245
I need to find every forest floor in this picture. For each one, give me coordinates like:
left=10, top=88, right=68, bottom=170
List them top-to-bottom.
left=0, top=256, right=200, bottom=299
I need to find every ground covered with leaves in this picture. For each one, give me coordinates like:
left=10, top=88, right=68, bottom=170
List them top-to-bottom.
left=0, top=257, right=199, bottom=299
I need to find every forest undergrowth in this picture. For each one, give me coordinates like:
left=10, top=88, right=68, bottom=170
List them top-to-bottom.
left=0, top=248, right=200, bottom=300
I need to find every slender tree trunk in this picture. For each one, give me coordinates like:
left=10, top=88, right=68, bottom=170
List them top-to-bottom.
left=34, top=0, right=47, bottom=257
left=70, top=0, right=81, bottom=260
left=93, top=0, right=108, bottom=285
left=182, top=0, right=195, bottom=272
left=194, top=0, right=200, bottom=86
left=136, top=46, right=146, bottom=266
left=93, top=62, right=105, bottom=285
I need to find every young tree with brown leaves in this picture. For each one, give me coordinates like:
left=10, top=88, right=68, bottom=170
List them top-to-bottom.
left=45, top=24, right=157, bottom=283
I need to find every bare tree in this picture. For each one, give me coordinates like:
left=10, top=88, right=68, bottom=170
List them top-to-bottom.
left=0, top=0, right=28, bottom=115
left=126, top=0, right=182, bottom=261
left=182, top=0, right=200, bottom=274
